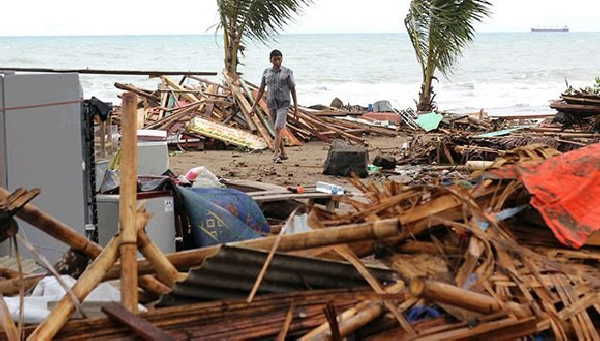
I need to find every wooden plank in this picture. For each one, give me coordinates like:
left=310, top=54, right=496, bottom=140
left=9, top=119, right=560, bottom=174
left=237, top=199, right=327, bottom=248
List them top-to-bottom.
left=160, top=76, right=203, bottom=104
left=101, top=302, right=175, bottom=341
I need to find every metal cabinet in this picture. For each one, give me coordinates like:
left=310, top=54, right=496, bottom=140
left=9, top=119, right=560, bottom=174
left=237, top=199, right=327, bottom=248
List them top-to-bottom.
left=0, top=72, right=91, bottom=262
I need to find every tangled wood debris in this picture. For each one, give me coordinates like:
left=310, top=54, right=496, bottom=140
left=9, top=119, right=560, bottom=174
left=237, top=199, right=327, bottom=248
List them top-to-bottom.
left=110, top=74, right=395, bottom=151
left=2, top=139, right=600, bottom=340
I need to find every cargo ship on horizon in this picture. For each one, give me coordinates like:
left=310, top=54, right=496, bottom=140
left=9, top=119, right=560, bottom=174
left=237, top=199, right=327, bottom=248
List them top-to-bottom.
left=531, top=26, right=569, bottom=33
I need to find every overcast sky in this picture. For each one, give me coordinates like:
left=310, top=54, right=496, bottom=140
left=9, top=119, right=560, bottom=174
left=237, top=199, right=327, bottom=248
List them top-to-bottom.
left=0, top=1, right=597, bottom=36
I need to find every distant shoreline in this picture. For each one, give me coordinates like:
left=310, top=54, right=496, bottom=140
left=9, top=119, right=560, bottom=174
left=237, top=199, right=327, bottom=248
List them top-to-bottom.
left=1, top=31, right=600, bottom=38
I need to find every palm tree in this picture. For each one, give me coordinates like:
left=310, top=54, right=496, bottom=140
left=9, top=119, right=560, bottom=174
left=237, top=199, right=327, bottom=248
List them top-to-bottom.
left=217, top=0, right=312, bottom=75
left=405, top=0, right=492, bottom=112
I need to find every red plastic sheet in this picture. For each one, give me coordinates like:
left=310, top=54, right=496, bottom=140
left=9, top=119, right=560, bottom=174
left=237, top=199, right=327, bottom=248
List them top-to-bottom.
left=490, top=143, right=600, bottom=249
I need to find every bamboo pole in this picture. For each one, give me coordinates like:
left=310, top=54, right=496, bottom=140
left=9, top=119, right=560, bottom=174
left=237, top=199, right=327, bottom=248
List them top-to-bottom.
left=119, top=92, right=139, bottom=313
left=0, top=187, right=167, bottom=295
left=0, top=188, right=103, bottom=258
left=104, top=219, right=400, bottom=280
left=137, top=230, right=179, bottom=288
left=27, top=236, right=122, bottom=341
left=333, top=246, right=415, bottom=336
left=0, top=275, right=44, bottom=296
left=410, top=279, right=531, bottom=318
left=301, top=282, right=406, bottom=340
left=0, top=294, right=18, bottom=341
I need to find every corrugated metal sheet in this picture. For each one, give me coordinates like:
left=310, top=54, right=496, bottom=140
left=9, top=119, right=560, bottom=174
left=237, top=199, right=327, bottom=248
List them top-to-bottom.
left=159, top=246, right=398, bottom=306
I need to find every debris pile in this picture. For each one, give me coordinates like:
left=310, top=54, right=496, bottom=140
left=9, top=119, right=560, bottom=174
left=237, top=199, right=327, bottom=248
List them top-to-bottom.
left=111, top=74, right=396, bottom=151
left=551, top=78, right=600, bottom=132
left=2, top=140, right=600, bottom=340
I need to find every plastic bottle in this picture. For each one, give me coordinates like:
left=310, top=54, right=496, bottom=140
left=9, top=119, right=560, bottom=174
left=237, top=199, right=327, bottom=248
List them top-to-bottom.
left=315, top=181, right=345, bottom=195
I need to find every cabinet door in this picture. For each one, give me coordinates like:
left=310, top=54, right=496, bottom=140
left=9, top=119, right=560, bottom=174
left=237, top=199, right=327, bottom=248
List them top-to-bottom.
left=2, top=73, right=86, bottom=262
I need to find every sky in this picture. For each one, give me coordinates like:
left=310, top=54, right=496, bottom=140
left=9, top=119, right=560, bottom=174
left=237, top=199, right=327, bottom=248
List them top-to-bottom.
left=0, top=1, right=598, bottom=36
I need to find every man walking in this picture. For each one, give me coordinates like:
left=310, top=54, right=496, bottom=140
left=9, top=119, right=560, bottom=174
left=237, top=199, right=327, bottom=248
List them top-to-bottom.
left=251, top=49, right=298, bottom=163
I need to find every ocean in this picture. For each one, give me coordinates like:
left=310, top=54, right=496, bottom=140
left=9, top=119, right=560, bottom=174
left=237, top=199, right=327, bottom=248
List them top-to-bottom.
left=0, top=33, right=597, bottom=115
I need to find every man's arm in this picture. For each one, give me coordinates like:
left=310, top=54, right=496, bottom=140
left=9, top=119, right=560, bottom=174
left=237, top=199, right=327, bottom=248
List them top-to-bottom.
left=289, top=70, right=298, bottom=119
left=291, top=87, right=298, bottom=120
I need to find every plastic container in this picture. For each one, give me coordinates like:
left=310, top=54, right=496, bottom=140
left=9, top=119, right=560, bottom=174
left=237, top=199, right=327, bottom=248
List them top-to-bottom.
left=315, top=181, right=345, bottom=195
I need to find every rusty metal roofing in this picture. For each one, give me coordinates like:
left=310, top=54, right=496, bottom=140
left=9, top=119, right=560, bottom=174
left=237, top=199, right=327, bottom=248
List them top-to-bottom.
left=158, top=246, right=398, bottom=306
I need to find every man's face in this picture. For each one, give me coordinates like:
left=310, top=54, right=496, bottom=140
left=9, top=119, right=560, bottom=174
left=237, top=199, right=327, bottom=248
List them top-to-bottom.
left=271, top=55, right=283, bottom=68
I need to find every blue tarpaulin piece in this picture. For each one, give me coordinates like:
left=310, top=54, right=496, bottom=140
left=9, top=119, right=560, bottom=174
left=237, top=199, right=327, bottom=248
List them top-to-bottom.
left=415, top=112, right=443, bottom=132
left=473, top=126, right=532, bottom=138
left=177, top=187, right=269, bottom=248
left=477, top=205, right=528, bottom=231
left=406, top=305, right=442, bottom=323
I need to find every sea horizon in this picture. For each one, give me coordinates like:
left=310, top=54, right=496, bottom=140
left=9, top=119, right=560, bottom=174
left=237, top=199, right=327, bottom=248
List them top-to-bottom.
left=1, top=31, right=600, bottom=38
left=1, top=32, right=598, bottom=115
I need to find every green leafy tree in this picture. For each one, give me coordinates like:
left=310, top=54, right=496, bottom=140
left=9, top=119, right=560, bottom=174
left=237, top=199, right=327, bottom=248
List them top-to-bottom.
left=217, top=0, right=312, bottom=75
left=405, top=0, right=492, bottom=111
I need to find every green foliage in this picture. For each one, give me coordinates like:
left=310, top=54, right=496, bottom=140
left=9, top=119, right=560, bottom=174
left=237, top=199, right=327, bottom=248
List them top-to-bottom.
left=217, top=0, right=312, bottom=73
left=218, top=0, right=312, bottom=45
left=404, top=0, right=492, bottom=110
left=405, top=0, right=492, bottom=77
left=564, top=77, right=600, bottom=96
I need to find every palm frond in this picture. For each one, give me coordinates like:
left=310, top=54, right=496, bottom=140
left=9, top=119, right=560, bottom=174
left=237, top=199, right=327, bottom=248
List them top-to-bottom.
left=218, top=0, right=312, bottom=45
left=405, top=0, right=492, bottom=77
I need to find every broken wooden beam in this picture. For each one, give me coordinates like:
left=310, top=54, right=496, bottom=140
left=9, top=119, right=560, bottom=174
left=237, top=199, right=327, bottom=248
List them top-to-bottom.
left=101, top=302, right=175, bottom=341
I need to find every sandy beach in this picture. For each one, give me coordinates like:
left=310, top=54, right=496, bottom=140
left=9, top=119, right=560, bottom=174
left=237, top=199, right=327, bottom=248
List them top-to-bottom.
left=170, top=135, right=404, bottom=188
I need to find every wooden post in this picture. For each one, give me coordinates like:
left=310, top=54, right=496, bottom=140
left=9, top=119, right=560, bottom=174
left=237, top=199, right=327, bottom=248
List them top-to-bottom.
left=119, top=92, right=139, bottom=313
left=27, top=236, right=122, bottom=341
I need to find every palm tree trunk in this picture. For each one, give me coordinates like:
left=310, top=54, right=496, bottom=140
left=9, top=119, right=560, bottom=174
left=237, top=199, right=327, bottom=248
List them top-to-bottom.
left=417, top=21, right=436, bottom=112
left=223, top=22, right=240, bottom=76
left=418, top=70, right=434, bottom=112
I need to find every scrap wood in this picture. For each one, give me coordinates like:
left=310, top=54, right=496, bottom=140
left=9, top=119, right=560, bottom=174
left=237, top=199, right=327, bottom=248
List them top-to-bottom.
left=247, top=208, right=297, bottom=303
left=333, top=245, right=415, bottom=336
left=301, top=282, right=408, bottom=341
left=18, top=288, right=374, bottom=340
left=101, top=302, right=174, bottom=341
left=276, top=303, right=295, bottom=341
left=322, top=303, right=341, bottom=341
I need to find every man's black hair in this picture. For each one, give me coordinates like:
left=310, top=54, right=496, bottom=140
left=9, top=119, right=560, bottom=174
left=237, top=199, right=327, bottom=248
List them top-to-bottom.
left=269, top=49, right=283, bottom=59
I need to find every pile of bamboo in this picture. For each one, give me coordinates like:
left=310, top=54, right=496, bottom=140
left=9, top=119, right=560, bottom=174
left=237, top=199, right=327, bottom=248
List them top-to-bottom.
left=111, top=73, right=395, bottom=151
left=2, top=109, right=600, bottom=339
